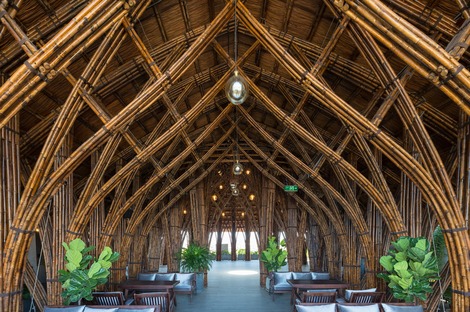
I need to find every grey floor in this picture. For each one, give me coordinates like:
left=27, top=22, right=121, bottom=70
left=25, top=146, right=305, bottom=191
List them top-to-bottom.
left=175, top=260, right=291, bottom=312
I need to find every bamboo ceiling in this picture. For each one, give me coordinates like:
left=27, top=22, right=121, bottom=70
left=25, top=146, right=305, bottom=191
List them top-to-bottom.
left=1, top=0, right=470, bottom=311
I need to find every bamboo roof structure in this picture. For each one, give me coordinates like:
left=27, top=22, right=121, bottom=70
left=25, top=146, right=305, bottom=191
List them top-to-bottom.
left=1, top=0, right=470, bottom=311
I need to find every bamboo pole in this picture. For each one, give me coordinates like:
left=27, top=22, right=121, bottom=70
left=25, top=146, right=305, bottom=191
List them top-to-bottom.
left=237, top=2, right=470, bottom=310
left=2, top=4, right=234, bottom=309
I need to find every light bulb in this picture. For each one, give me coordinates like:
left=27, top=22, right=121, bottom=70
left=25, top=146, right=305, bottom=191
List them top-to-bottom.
left=225, top=71, right=249, bottom=105
left=233, top=162, right=243, bottom=175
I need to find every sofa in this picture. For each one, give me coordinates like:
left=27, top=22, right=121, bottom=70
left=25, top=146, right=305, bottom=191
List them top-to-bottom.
left=268, top=271, right=330, bottom=299
left=137, top=272, right=196, bottom=298
left=295, top=303, right=423, bottom=312
left=44, top=305, right=161, bottom=312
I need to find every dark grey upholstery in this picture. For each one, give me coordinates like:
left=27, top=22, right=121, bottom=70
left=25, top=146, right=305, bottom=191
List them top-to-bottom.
left=293, top=272, right=312, bottom=280
left=311, top=272, right=330, bottom=280
left=138, top=273, right=158, bottom=281
left=155, top=273, right=175, bottom=281
left=296, top=303, right=337, bottom=312
left=337, top=303, right=380, bottom=312
left=381, top=304, right=424, bottom=312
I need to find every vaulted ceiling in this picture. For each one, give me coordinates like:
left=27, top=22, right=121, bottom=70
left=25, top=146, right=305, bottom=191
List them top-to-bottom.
left=1, top=0, right=469, bottom=235
left=2, top=0, right=470, bottom=310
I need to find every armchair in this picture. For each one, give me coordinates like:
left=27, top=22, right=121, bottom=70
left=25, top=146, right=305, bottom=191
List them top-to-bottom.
left=92, top=291, right=134, bottom=305
left=134, top=292, right=174, bottom=312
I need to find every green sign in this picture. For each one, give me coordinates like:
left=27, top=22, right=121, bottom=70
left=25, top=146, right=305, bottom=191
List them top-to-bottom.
left=283, top=185, right=298, bottom=192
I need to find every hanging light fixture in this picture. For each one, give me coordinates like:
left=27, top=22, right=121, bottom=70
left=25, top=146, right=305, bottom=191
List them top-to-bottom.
left=225, top=0, right=249, bottom=105
left=232, top=110, right=243, bottom=175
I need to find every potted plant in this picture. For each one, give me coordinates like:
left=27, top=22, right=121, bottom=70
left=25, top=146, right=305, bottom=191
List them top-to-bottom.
left=260, top=236, right=287, bottom=273
left=378, top=236, right=439, bottom=304
left=58, top=238, right=120, bottom=305
left=178, top=242, right=213, bottom=292
left=250, top=250, right=259, bottom=260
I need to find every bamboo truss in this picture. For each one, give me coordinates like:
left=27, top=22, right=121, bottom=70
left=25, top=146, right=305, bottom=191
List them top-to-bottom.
left=1, top=1, right=470, bottom=311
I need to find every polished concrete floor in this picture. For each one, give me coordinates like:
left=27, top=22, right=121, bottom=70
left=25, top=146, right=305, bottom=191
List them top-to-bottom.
left=175, top=260, right=292, bottom=312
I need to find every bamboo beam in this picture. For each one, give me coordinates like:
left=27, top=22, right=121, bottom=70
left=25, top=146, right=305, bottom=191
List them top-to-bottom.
left=0, top=0, right=128, bottom=129
left=336, top=0, right=470, bottom=114
left=1, top=2, right=235, bottom=310
left=237, top=2, right=470, bottom=309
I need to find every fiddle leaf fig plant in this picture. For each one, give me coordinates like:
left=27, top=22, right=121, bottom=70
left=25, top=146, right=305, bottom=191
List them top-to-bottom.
left=260, top=236, right=287, bottom=272
left=378, top=236, right=439, bottom=303
left=58, top=238, right=120, bottom=305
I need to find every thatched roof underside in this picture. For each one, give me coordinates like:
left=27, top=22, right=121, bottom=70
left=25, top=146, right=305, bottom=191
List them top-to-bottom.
left=1, top=0, right=470, bottom=311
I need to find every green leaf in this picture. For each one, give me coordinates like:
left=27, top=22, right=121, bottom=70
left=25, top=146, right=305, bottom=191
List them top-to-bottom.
left=393, top=237, right=411, bottom=252
left=69, top=238, right=86, bottom=252
left=415, top=238, right=428, bottom=251
left=98, top=246, right=112, bottom=261
left=65, top=249, right=82, bottom=267
left=395, top=251, right=407, bottom=262
left=379, top=255, right=394, bottom=272
left=394, top=260, right=408, bottom=272
left=65, top=262, right=78, bottom=272
left=88, top=262, right=102, bottom=278
left=398, top=276, right=413, bottom=290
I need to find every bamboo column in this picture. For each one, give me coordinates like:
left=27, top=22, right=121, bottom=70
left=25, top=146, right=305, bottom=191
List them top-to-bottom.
left=0, top=114, right=20, bottom=305
left=44, top=133, right=74, bottom=304
left=259, top=176, right=275, bottom=286
left=286, top=196, right=299, bottom=271
left=168, top=203, right=183, bottom=272
left=244, top=213, right=251, bottom=261
left=306, top=217, right=321, bottom=271
left=216, top=219, right=222, bottom=261
left=147, top=224, right=163, bottom=272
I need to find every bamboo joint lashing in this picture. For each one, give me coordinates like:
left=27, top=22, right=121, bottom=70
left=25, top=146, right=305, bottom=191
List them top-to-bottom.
left=0, top=9, right=6, bottom=18
left=24, top=60, right=48, bottom=82
left=437, top=64, right=465, bottom=86
left=298, top=69, right=310, bottom=85
left=366, top=129, right=382, bottom=141
left=10, top=226, right=34, bottom=234
left=441, top=226, right=468, bottom=233
left=66, top=229, right=82, bottom=235
left=390, top=230, right=407, bottom=235
left=357, top=231, right=369, bottom=236
left=124, top=232, right=134, bottom=236
left=343, top=264, right=360, bottom=267
left=109, top=267, right=126, bottom=271
left=46, top=279, right=59, bottom=282
left=451, top=289, right=470, bottom=297
left=0, top=290, right=22, bottom=297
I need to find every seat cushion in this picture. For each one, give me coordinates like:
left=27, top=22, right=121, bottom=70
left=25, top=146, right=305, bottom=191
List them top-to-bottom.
left=273, top=272, right=292, bottom=284
left=293, top=272, right=312, bottom=280
left=311, top=272, right=330, bottom=280
left=138, top=273, right=157, bottom=281
left=155, top=273, right=175, bottom=281
left=175, top=273, right=195, bottom=285
left=273, top=282, right=292, bottom=291
left=174, top=284, right=192, bottom=291
left=344, top=288, right=376, bottom=301
left=307, top=289, right=337, bottom=292
left=296, top=303, right=336, bottom=312
left=337, top=304, right=380, bottom=312
left=381, top=304, right=424, bottom=312
left=45, top=307, right=86, bottom=312
left=83, top=308, right=118, bottom=312
left=118, top=309, right=157, bottom=312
